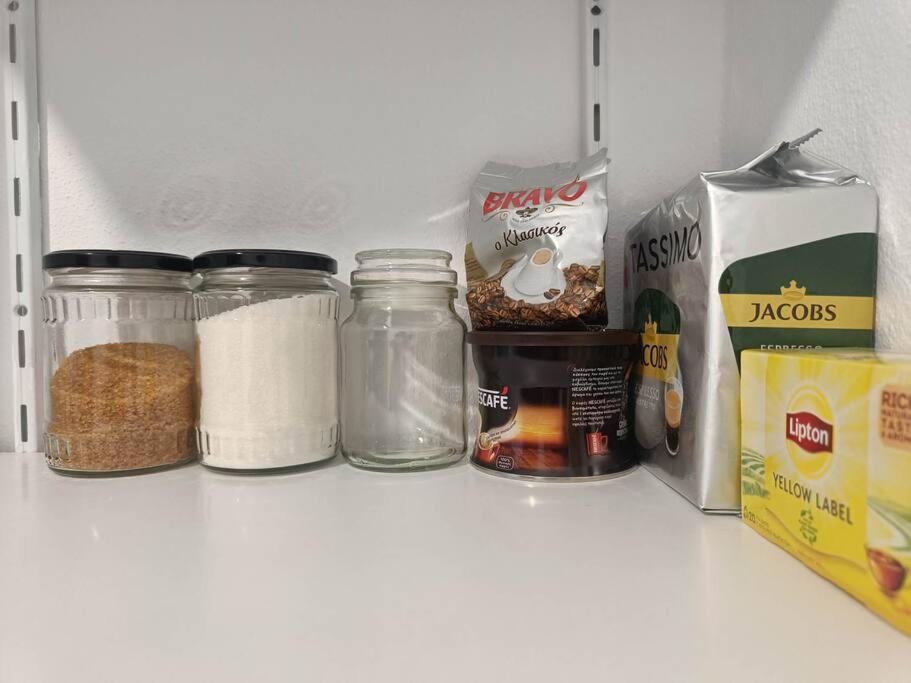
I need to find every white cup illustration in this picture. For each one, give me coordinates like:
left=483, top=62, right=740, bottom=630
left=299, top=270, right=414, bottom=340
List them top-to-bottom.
left=514, top=247, right=560, bottom=296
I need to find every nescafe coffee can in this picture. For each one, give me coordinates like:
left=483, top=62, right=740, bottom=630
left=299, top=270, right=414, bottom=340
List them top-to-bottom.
left=468, top=330, right=639, bottom=480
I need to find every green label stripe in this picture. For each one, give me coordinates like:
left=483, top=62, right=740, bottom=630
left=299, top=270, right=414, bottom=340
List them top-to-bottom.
left=718, top=233, right=877, bottom=370
left=719, top=233, right=877, bottom=297
left=633, top=288, right=681, bottom=335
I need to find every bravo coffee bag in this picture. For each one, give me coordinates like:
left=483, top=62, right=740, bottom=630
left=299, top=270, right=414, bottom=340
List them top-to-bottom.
left=465, top=150, right=609, bottom=330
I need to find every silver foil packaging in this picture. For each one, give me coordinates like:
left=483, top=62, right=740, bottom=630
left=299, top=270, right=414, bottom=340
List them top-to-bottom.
left=624, top=132, right=878, bottom=512
left=465, top=150, right=609, bottom=330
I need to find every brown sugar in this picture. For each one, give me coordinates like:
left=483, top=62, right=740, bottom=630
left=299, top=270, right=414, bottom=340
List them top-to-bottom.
left=46, top=342, right=196, bottom=472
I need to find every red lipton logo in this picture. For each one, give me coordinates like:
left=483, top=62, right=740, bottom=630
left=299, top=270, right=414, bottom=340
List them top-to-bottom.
left=482, top=178, right=587, bottom=216
left=786, top=411, right=833, bottom=453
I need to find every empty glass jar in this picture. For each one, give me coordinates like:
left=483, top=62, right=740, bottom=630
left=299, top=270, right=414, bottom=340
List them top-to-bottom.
left=340, top=249, right=466, bottom=470
left=41, top=250, right=196, bottom=474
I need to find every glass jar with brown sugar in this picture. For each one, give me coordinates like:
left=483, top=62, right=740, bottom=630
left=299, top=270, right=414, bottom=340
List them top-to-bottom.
left=41, top=250, right=196, bottom=474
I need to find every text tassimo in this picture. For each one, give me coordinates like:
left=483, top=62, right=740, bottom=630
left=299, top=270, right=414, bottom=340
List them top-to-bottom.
left=630, top=221, right=702, bottom=273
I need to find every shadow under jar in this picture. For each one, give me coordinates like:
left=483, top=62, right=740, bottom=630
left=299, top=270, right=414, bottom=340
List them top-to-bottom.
left=340, top=249, right=467, bottom=470
left=41, top=250, right=196, bottom=475
left=193, top=250, right=339, bottom=472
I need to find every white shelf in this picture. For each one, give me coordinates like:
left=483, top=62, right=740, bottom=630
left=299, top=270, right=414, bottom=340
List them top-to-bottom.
left=1, top=452, right=908, bottom=681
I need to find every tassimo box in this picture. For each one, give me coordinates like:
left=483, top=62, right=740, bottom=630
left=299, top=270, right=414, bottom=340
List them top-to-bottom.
left=624, top=131, right=878, bottom=512
left=741, top=349, right=911, bottom=637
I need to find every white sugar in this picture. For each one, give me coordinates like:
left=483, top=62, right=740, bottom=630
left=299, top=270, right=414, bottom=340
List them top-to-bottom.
left=196, top=295, right=338, bottom=469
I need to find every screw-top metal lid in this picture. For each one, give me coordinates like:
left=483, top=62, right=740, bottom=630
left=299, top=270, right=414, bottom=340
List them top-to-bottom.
left=193, top=249, right=337, bottom=274
left=43, top=250, right=193, bottom=272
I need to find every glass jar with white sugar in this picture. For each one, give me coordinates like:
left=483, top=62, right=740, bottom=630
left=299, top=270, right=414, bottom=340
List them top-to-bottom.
left=193, top=250, right=339, bottom=471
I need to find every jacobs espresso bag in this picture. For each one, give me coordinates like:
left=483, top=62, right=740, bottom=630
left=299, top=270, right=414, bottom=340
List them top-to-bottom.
left=624, top=131, right=878, bottom=512
left=465, top=150, right=609, bottom=330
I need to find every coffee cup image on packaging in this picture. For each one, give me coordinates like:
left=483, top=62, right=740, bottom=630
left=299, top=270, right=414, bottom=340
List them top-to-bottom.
left=502, top=247, right=566, bottom=302
left=665, top=376, right=683, bottom=456
left=585, top=430, right=609, bottom=456
left=476, top=431, right=501, bottom=464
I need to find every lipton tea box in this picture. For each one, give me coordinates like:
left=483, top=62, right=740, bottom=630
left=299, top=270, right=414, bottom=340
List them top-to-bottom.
left=741, top=348, right=911, bottom=636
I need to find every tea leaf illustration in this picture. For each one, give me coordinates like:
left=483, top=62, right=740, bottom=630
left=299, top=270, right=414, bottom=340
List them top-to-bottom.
left=741, top=449, right=768, bottom=498
left=742, top=480, right=768, bottom=498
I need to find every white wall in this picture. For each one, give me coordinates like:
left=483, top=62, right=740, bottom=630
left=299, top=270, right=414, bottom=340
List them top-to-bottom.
left=38, top=0, right=584, bottom=289
left=603, top=0, right=727, bottom=321
left=720, top=0, right=911, bottom=350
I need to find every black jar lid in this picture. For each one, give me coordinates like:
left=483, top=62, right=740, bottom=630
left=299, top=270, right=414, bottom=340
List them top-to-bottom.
left=193, top=249, right=337, bottom=274
left=43, top=250, right=193, bottom=272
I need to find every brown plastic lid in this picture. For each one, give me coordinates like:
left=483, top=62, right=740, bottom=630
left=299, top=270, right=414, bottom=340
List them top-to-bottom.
left=467, top=329, right=639, bottom=347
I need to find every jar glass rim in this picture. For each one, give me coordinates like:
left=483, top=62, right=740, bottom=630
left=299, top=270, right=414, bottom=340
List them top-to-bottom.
left=351, top=248, right=457, bottom=287
left=355, top=248, right=452, bottom=263
left=44, top=265, right=191, bottom=274
left=196, top=265, right=333, bottom=276
left=195, top=266, right=338, bottom=293
left=43, top=267, right=193, bottom=291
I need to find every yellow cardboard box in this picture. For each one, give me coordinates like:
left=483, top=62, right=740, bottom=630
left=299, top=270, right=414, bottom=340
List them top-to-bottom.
left=741, top=348, right=911, bottom=636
